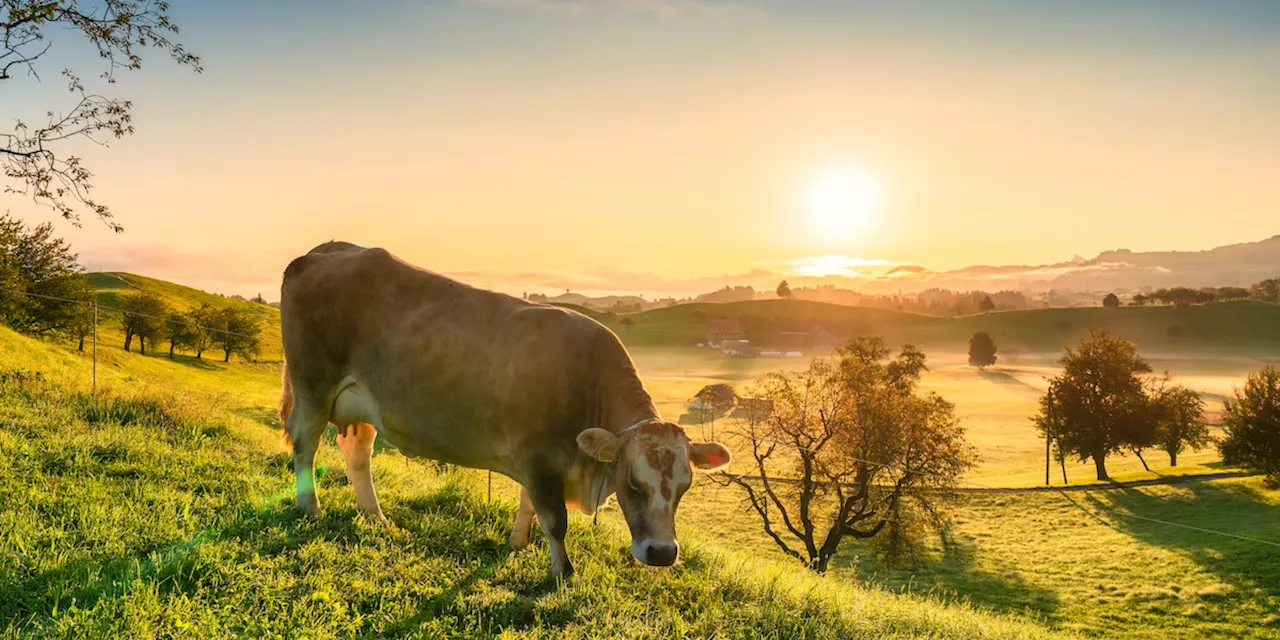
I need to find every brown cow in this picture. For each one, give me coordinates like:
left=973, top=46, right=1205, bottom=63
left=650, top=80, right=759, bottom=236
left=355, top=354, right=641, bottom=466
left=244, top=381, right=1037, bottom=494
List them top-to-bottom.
left=277, top=242, right=730, bottom=579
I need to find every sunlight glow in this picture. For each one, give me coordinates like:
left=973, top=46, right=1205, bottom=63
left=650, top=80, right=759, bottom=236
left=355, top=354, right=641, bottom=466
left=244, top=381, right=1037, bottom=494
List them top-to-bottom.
left=808, top=169, right=876, bottom=236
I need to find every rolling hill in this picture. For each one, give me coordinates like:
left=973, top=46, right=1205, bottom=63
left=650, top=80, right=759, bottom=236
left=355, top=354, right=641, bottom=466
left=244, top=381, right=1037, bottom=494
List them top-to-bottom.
left=0, top=278, right=1068, bottom=639
left=603, top=298, right=1280, bottom=357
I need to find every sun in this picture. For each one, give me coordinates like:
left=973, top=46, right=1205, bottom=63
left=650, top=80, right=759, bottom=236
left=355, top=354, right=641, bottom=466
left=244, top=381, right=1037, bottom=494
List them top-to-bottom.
left=808, top=169, right=875, bottom=235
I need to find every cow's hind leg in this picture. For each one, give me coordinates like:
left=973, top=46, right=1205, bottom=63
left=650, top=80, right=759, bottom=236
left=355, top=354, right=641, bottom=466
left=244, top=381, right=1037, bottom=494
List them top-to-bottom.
left=286, top=396, right=329, bottom=517
left=336, top=422, right=386, bottom=522
left=508, top=485, right=536, bottom=550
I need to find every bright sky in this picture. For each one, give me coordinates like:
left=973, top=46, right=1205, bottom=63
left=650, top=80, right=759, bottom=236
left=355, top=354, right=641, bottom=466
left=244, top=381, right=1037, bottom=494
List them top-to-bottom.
left=7, top=0, right=1279, bottom=298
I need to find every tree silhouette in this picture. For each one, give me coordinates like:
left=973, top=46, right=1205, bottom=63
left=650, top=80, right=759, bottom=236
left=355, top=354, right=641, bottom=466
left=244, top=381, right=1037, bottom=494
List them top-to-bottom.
left=776, top=280, right=792, bottom=299
left=1103, top=293, right=1120, bottom=309
left=978, top=295, right=995, bottom=314
left=967, top=332, right=997, bottom=368
left=1219, top=366, right=1280, bottom=487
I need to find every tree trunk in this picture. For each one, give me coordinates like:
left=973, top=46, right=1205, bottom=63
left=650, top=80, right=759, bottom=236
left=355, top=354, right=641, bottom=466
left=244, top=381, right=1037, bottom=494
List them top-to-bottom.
left=123, top=331, right=133, bottom=352
left=78, top=334, right=85, bottom=352
left=139, top=336, right=146, bottom=356
left=169, top=343, right=176, bottom=358
left=196, top=347, right=203, bottom=360
left=223, top=349, right=231, bottom=363
left=1132, top=449, right=1150, bottom=472
left=1169, top=450, right=1178, bottom=467
left=1093, top=454, right=1110, bottom=481
left=1059, top=456, right=1068, bottom=484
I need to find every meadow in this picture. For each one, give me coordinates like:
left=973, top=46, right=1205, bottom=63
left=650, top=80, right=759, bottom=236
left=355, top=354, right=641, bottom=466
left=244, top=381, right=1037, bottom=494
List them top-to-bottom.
left=2, top=273, right=1278, bottom=639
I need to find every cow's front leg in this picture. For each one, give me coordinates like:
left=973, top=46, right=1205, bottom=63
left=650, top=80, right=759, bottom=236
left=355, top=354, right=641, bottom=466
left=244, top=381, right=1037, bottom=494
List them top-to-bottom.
left=527, top=473, right=573, bottom=581
left=508, top=485, right=536, bottom=550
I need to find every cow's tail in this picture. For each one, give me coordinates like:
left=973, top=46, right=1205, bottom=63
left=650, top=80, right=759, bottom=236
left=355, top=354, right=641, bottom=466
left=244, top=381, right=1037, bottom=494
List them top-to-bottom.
left=278, top=360, right=294, bottom=447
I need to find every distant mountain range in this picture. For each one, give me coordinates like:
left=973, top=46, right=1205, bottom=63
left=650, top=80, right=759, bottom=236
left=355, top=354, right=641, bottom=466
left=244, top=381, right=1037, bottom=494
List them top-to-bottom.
left=509, top=235, right=1280, bottom=306
left=853, top=235, right=1280, bottom=294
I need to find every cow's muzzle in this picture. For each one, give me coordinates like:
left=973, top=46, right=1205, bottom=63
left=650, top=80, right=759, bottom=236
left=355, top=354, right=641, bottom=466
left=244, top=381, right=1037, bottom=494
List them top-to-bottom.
left=632, top=539, right=679, bottom=567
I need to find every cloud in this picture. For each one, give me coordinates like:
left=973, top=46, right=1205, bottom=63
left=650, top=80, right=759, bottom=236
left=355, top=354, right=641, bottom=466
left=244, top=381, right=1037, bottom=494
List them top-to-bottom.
left=464, top=0, right=762, bottom=19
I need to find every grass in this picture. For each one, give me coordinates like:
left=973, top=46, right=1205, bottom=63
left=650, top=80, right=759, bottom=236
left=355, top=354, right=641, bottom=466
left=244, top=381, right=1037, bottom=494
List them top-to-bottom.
left=3, top=271, right=1277, bottom=638
left=0, top=355, right=1064, bottom=639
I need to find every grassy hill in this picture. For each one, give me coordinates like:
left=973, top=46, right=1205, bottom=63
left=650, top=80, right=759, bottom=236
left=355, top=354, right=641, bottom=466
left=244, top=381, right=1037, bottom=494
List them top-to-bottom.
left=88, top=272, right=283, bottom=362
left=0, top=290, right=1065, bottom=637
left=605, top=298, right=1280, bottom=357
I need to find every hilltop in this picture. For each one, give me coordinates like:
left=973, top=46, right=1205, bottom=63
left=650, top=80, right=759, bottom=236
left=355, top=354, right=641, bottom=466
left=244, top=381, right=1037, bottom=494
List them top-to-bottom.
left=600, top=298, right=1280, bottom=357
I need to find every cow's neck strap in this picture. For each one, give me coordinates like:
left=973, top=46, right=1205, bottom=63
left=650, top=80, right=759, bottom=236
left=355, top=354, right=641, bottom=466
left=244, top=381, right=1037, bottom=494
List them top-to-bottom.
left=592, top=415, right=657, bottom=526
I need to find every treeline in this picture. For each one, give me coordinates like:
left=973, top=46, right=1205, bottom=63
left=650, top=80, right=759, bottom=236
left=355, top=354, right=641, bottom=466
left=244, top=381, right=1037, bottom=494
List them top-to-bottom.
left=0, top=214, right=263, bottom=362
left=1131, top=279, right=1280, bottom=306
left=794, top=285, right=1030, bottom=315
left=117, top=293, right=262, bottom=362
left=1035, top=329, right=1280, bottom=484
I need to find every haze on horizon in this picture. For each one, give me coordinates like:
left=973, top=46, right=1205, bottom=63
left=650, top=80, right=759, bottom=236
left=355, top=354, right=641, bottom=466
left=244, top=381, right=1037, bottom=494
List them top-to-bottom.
left=6, top=0, right=1279, bottom=299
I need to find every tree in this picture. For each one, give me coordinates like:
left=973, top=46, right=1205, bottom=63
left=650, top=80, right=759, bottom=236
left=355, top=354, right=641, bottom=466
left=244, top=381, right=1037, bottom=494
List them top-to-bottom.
left=2, top=1, right=200, bottom=230
left=0, top=213, right=91, bottom=340
left=1251, top=278, right=1280, bottom=304
left=776, top=280, right=792, bottom=299
left=118, top=292, right=166, bottom=354
left=1102, top=293, right=1120, bottom=309
left=1132, top=293, right=1149, bottom=306
left=978, top=295, right=995, bottom=314
left=185, top=303, right=215, bottom=359
left=210, top=307, right=261, bottom=363
left=163, top=311, right=197, bottom=358
left=619, top=316, right=634, bottom=327
left=1034, top=330, right=1153, bottom=481
left=967, top=331, right=997, bottom=369
left=723, top=337, right=975, bottom=572
left=1219, top=366, right=1280, bottom=487
left=1149, top=380, right=1208, bottom=467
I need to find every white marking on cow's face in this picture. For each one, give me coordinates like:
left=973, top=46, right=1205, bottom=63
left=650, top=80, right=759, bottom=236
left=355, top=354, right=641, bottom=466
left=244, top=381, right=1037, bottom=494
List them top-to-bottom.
left=615, top=422, right=694, bottom=567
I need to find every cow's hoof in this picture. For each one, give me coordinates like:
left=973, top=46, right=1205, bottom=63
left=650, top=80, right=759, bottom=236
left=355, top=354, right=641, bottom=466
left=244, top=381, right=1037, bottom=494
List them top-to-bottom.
left=296, top=495, right=323, bottom=518
left=509, top=532, right=531, bottom=550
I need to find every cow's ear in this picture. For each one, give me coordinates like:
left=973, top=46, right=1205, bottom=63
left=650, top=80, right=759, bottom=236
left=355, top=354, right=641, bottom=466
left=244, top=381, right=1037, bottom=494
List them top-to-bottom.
left=578, top=428, right=620, bottom=462
left=689, top=441, right=731, bottom=471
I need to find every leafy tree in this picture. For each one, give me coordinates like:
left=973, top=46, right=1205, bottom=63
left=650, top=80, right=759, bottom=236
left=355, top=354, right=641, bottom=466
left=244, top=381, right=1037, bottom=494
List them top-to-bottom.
left=2, top=0, right=200, bottom=230
left=0, top=213, right=92, bottom=340
left=1251, top=278, right=1280, bottom=304
left=776, top=280, right=792, bottom=299
left=1216, top=286, right=1250, bottom=301
left=119, top=292, right=166, bottom=354
left=1102, top=293, right=1120, bottom=309
left=1132, top=293, right=1149, bottom=306
left=978, top=295, right=995, bottom=314
left=185, top=303, right=216, bottom=359
left=210, top=307, right=262, bottom=363
left=163, top=311, right=197, bottom=358
left=619, top=316, right=634, bottom=327
left=1034, top=330, right=1153, bottom=481
left=967, top=331, right=997, bottom=369
left=723, top=337, right=974, bottom=572
left=1219, top=366, right=1280, bottom=487
left=1149, top=380, right=1209, bottom=467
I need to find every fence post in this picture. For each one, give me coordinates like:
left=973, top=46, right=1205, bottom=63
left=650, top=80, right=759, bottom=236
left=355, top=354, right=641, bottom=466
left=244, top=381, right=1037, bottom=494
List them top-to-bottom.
left=92, top=302, right=98, bottom=394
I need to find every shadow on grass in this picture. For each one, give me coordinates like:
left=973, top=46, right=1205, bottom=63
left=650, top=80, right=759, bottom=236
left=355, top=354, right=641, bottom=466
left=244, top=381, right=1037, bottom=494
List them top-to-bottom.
left=977, top=369, right=1044, bottom=400
left=0, top=474, right=546, bottom=637
left=1080, top=480, right=1280, bottom=605
left=829, top=534, right=1062, bottom=624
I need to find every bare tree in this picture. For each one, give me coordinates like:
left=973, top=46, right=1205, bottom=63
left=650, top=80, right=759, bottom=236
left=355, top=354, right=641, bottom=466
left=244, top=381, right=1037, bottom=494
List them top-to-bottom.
left=3, top=1, right=200, bottom=230
left=721, top=338, right=975, bottom=572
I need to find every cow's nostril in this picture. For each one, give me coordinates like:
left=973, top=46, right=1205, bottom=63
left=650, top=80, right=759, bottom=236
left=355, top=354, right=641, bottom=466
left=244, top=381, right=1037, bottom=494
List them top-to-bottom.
left=646, top=542, right=679, bottom=567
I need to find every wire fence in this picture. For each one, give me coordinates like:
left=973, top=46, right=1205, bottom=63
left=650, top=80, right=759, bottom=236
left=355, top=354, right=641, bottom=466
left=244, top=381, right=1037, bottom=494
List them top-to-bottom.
left=2, top=286, right=266, bottom=392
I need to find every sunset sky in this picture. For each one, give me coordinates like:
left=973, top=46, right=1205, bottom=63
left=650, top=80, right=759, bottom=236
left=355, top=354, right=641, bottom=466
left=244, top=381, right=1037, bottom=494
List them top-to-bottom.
left=8, top=0, right=1279, bottom=298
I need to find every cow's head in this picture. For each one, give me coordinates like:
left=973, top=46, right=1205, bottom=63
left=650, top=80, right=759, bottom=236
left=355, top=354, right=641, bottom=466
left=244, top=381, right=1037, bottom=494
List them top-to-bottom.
left=577, top=420, right=730, bottom=567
